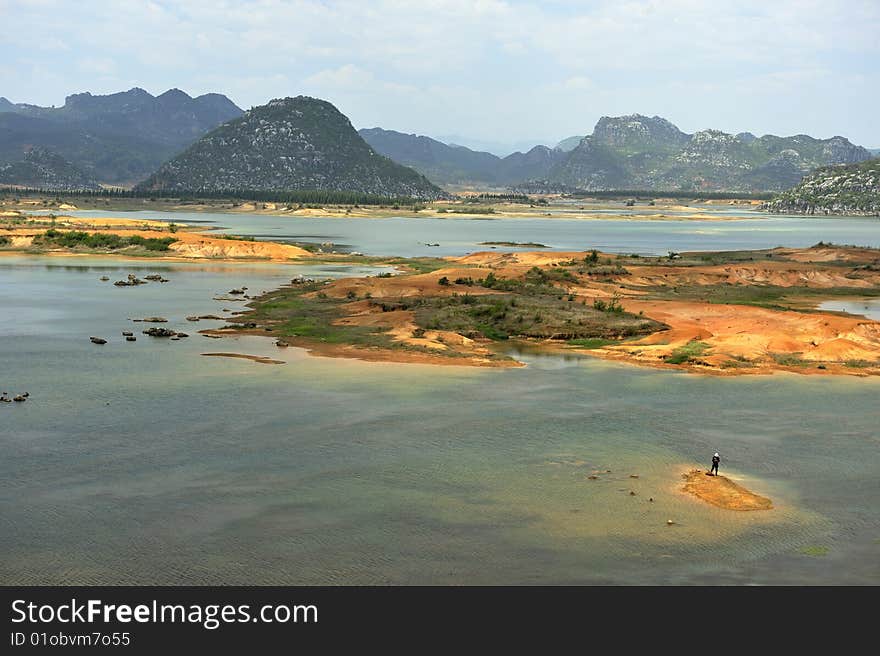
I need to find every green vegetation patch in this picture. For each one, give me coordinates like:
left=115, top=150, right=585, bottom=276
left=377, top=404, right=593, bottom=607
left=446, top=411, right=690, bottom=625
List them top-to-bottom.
left=33, top=229, right=177, bottom=252
left=236, top=282, right=396, bottom=348
left=567, top=337, right=620, bottom=349
left=665, top=340, right=711, bottom=364
left=769, top=352, right=811, bottom=367
left=798, top=545, right=829, bottom=557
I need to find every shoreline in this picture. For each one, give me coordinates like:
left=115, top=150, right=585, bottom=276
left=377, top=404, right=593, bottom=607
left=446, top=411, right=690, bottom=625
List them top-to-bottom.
left=3, top=216, right=879, bottom=376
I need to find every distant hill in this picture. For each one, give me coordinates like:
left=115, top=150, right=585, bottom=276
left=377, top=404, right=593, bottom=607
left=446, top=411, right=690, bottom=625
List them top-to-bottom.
left=0, top=88, right=242, bottom=184
left=138, top=97, right=445, bottom=199
left=546, top=114, right=872, bottom=192
left=359, top=128, right=565, bottom=186
left=554, top=135, right=585, bottom=152
left=0, top=148, right=101, bottom=191
left=870, top=149, right=880, bottom=157
left=763, top=158, right=880, bottom=215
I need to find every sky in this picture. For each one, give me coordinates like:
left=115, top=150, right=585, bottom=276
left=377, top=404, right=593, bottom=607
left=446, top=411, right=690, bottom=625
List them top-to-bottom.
left=1, top=0, right=878, bottom=154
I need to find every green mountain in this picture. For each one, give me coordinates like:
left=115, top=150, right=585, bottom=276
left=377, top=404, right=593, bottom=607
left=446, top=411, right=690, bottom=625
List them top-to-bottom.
left=0, top=88, right=242, bottom=184
left=138, top=97, right=445, bottom=199
left=546, top=114, right=872, bottom=192
left=359, top=127, right=565, bottom=186
left=0, top=148, right=101, bottom=190
left=763, top=158, right=880, bottom=215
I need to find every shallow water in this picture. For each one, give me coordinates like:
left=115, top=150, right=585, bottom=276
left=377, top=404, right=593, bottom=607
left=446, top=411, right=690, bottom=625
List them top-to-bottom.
left=40, top=207, right=880, bottom=258
left=1, top=255, right=879, bottom=584
left=819, top=298, right=880, bottom=321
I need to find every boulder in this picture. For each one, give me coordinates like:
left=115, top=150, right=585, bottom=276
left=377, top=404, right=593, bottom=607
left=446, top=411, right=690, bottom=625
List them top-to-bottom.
left=143, top=327, right=177, bottom=337
left=90, top=336, right=107, bottom=344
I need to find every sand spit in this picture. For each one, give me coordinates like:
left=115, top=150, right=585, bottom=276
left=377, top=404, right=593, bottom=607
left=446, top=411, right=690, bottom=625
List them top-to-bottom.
left=681, top=469, right=773, bottom=511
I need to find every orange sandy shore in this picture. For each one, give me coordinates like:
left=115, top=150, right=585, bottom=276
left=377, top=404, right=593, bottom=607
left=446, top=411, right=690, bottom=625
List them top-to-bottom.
left=3, top=217, right=879, bottom=375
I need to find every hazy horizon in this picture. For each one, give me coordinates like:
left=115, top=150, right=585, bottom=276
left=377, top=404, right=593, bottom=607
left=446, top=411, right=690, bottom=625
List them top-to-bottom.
left=2, top=0, right=878, bottom=152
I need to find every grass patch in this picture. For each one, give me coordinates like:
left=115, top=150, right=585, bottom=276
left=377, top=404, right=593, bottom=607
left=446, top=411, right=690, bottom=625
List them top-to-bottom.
left=33, top=229, right=177, bottom=252
left=379, top=257, right=452, bottom=274
left=231, top=282, right=398, bottom=348
left=411, top=292, right=664, bottom=341
left=567, top=337, right=619, bottom=349
left=666, top=340, right=711, bottom=364
left=770, top=352, right=811, bottom=367
left=720, top=354, right=756, bottom=368
left=844, top=359, right=876, bottom=368
left=798, top=545, right=829, bottom=557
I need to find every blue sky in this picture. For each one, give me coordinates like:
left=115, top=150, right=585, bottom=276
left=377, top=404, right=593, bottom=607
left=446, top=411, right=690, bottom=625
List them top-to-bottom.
left=2, top=0, right=877, bottom=153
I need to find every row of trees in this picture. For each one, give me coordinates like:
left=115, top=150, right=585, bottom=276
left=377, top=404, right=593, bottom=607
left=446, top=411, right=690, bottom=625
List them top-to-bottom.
left=0, top=186, right=425, bottom=206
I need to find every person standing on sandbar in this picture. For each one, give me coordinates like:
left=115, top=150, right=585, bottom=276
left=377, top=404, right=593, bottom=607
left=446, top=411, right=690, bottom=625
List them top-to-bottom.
left=710, top=452, right=720, bottom=476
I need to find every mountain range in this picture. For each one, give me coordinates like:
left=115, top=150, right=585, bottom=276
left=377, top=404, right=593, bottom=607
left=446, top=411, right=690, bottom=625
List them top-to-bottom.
left=0, top=87, right=873, bottom=197
left=0, top=88, right=242, bottom=185
left=137, top=97, right=444, bottom=199
left=364, top=115, right=872, bottom=193
left=359, top=128, right=565, bottom=186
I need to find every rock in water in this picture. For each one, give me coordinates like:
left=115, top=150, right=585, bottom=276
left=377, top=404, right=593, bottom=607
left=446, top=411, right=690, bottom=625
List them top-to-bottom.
left=143, top=327, right=177, bottom=337
left=90, top=336, right=107, bottom=344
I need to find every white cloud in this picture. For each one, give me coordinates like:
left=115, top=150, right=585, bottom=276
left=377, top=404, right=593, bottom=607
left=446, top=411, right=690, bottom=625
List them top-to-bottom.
left=0, top=0, right=877, bottom=144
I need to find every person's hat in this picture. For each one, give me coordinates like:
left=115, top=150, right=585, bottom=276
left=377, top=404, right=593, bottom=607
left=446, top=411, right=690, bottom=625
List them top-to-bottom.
left=714, top=452, right=719, bottom=457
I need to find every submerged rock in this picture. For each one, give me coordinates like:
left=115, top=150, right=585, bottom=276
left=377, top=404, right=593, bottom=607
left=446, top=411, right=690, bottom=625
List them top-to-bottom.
left=125, top=335, right=137, bottom=342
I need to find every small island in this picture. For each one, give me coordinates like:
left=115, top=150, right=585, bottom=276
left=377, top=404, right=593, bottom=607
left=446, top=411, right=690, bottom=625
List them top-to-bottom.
left=681, top=469, right=773, bottom=511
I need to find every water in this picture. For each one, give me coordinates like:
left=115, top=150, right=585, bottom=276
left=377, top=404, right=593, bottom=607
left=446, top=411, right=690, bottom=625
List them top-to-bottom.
left=39, top=207, right=880, bottom=258
left=2, top=213, right=880, bottom=584
left=818, top=298, right=880, bottom=321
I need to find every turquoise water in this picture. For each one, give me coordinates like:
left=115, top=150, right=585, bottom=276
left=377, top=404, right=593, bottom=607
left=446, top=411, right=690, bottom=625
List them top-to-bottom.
left=39, top=208, right=880, bottom=257
left=2, top=215, right=880, bottom=584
